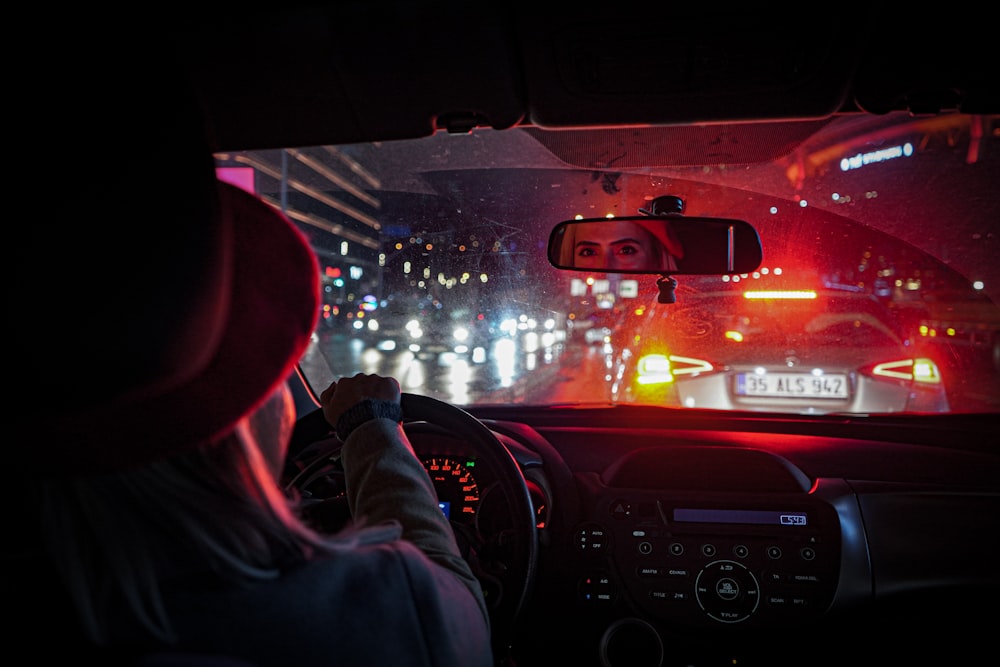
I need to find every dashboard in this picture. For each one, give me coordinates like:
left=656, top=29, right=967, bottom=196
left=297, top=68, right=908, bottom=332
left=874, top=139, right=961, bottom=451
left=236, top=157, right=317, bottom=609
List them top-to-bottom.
left=287, top=407, right=1000, bottom=666
left=475, top=409, right=998, bottom=665
left=435, top=429, right=862, bottom=644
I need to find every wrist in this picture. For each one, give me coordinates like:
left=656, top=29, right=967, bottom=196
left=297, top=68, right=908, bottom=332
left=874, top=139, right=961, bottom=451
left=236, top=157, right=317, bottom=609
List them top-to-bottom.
left=335, top=398, right=403, bottom=441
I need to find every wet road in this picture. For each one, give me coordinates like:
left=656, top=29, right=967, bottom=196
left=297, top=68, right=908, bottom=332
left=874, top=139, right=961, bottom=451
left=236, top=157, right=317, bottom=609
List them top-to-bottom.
left=299, top=329, right=619, bottom=407
left=299, top=330, right=999, bottom=413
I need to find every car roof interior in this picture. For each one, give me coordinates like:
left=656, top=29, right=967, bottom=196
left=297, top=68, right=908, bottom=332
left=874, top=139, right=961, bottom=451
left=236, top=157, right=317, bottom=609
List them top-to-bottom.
left=164, top=2, right=999, bottom=154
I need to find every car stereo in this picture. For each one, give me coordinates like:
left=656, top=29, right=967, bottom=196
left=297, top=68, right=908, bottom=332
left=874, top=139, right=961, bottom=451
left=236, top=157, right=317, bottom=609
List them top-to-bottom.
left=575, top=492, right=841, bottom=629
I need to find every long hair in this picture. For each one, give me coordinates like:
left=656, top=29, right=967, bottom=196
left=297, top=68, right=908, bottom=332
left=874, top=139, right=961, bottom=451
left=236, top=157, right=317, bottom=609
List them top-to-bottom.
left=37, top=385, right=364, bottom=645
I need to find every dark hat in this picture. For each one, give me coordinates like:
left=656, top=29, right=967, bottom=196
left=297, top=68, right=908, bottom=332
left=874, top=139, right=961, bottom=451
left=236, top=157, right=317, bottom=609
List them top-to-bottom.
left=14, top=43, right=320, bottom=476
left=17, top=179, right=320, bottom=477
left=631, top=219, right=685, bottom=263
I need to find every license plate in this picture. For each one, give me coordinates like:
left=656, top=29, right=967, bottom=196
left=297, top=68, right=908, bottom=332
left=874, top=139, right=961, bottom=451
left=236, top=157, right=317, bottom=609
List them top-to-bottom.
left=735, top=372, right=848, bottom=399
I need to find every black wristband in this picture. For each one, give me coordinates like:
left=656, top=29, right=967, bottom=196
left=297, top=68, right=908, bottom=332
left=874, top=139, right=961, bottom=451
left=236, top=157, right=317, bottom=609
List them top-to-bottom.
left=335, top=398, right=403, bottom=441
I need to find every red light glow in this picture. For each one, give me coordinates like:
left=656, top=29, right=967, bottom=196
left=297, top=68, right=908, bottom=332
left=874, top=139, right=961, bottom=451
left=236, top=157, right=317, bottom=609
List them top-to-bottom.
left=744, top=290, right=817, bottom=300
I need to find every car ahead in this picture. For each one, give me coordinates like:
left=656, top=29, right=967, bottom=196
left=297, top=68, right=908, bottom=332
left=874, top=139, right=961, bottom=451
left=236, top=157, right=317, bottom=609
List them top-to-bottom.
left=21, top=5, right=1000, bottom=667
left=611, top=288, right=950, bottom=414
left=577, top=308, right=628, bottom=346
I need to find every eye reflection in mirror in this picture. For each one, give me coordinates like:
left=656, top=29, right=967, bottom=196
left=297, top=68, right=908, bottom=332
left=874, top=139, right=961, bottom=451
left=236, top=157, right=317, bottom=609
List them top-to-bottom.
left=547, top=216, right=764, bottom=275
left=565, top=219, right=684, bottom=272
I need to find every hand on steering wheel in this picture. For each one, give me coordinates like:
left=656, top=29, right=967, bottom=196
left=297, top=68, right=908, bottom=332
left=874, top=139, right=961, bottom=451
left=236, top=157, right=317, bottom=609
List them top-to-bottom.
left=285, top=393, right=538, bottom=651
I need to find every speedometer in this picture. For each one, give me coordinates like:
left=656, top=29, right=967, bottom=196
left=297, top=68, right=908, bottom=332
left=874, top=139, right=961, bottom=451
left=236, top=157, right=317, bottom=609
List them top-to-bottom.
left=423, top=456, right=480, bottom=522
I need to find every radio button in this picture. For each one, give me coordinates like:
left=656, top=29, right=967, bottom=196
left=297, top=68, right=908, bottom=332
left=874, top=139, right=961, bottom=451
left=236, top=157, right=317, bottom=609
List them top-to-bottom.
left=575, top=523, right=610, bottom=552
left=694, top=560, right=760, bottom=623
left=579, top=573, right=615, bottom=603
left=650, top=589, right=689, bottom=602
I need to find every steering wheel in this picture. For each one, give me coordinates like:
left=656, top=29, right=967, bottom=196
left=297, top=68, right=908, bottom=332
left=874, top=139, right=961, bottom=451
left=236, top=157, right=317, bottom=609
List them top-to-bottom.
left=285, top=393, right=538, bottom=654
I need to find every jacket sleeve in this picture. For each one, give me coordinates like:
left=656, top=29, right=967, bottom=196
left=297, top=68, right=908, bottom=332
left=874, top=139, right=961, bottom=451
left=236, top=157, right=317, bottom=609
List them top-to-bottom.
left=339, top=417, right=491, bottom=626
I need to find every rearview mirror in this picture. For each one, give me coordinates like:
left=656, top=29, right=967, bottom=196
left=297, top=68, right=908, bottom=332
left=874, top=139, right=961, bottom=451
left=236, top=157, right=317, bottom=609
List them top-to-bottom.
left=547, top=216, right=763, bottom=275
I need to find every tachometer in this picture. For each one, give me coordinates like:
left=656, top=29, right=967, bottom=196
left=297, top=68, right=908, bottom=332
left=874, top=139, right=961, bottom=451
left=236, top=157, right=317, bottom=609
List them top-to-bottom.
left=422, top=456, right=480, bottom=522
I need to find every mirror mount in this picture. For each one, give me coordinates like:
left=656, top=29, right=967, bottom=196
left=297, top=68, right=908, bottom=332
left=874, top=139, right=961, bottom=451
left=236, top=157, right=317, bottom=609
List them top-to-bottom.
left=637, top=194, right=686, bottom=217
left=655, top=274, right=679, bottom=304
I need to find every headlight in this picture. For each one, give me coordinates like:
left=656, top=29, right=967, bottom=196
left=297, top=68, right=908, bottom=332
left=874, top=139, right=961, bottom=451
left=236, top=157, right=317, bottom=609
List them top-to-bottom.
left=405, top=319, right=423, bottom=339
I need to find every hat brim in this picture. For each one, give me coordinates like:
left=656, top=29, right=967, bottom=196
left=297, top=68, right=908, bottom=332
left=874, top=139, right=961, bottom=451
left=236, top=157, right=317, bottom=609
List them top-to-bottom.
left=31, top=182, right=320, bottom=476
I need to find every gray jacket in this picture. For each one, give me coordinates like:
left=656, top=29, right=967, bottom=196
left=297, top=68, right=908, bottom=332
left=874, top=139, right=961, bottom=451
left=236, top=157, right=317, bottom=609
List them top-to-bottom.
left=139, top=418, right=493, bottom=666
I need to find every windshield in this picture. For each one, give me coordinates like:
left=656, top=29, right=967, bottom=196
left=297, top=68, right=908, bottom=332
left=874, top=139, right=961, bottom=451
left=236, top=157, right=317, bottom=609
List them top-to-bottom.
left=216, top=111, right=1000, bottom=415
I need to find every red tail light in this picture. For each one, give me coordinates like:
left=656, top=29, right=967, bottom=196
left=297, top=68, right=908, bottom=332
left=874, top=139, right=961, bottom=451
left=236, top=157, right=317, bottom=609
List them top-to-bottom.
left=636, top=353, right=716, bottom=386
left=861, top=357, right=943, bottom=387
